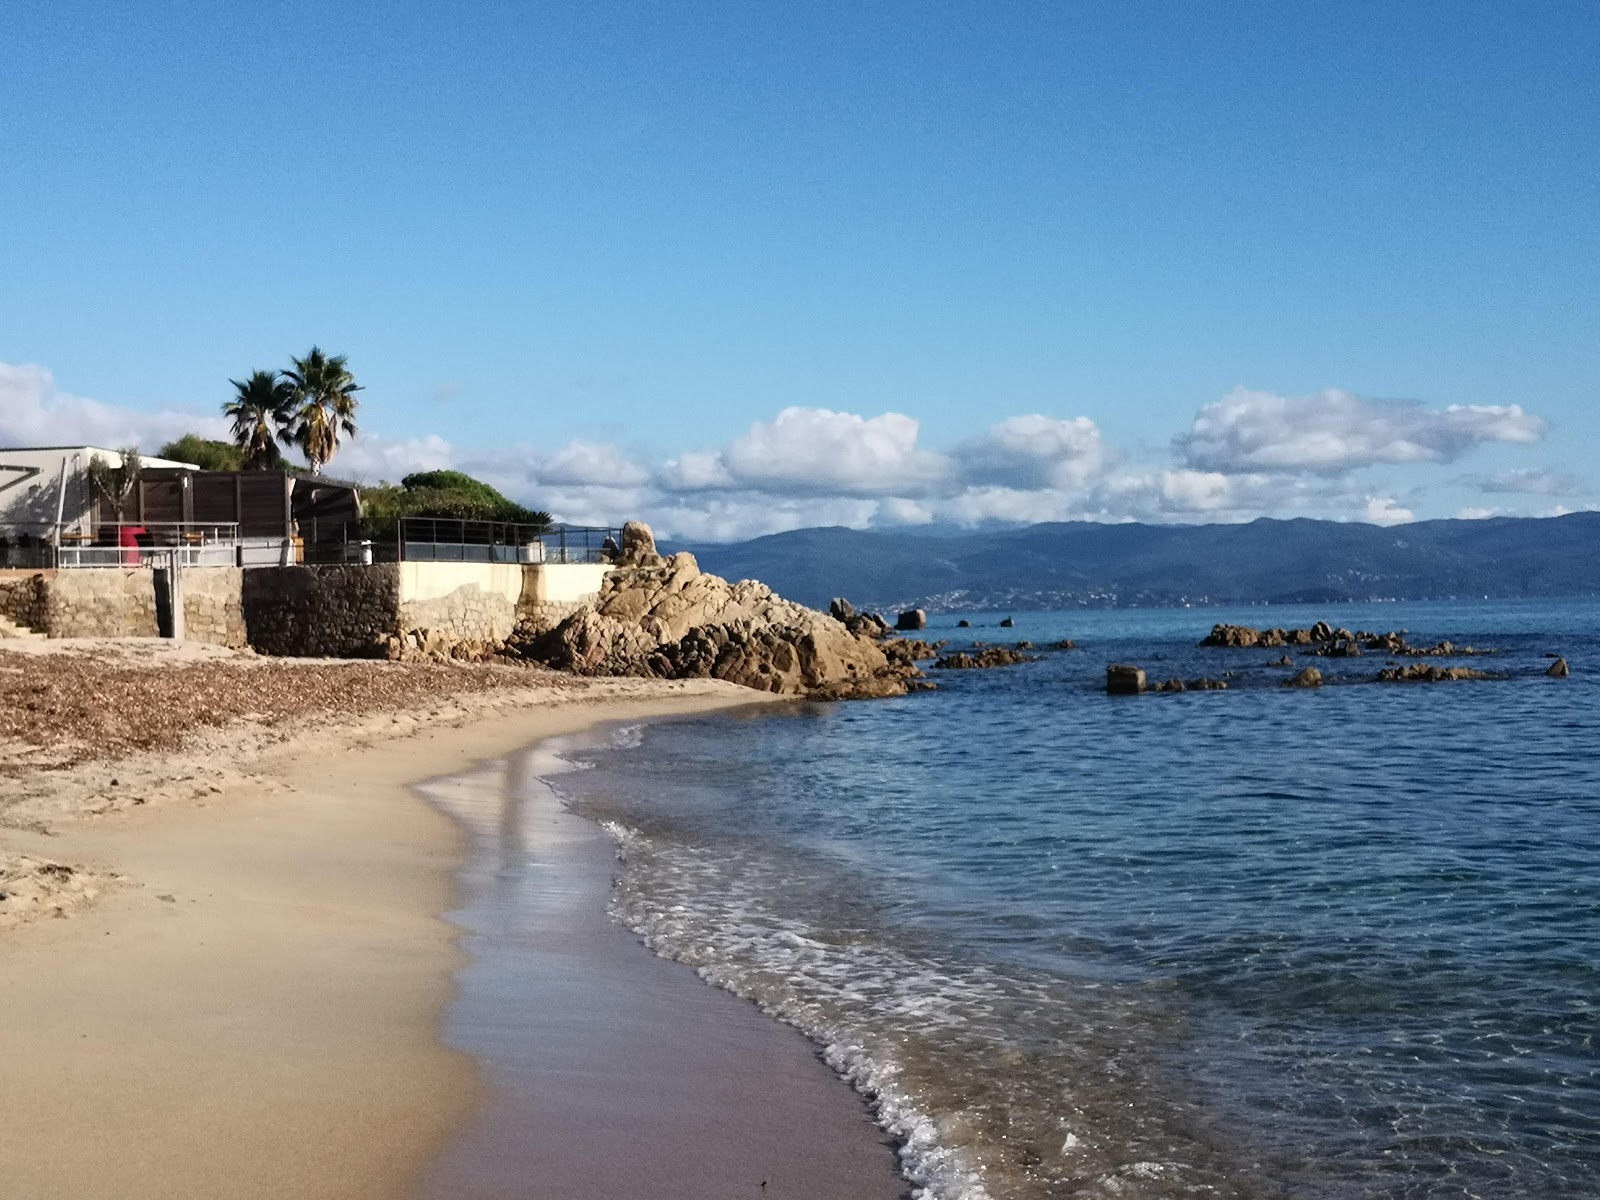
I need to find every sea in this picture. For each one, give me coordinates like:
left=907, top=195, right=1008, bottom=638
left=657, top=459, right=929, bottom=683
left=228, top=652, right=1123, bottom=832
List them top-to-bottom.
left=541, top=598, right=1599, bottom=1200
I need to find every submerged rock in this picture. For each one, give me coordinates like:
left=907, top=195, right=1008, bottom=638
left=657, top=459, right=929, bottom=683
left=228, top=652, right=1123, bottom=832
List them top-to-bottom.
left=934, top=646, right=1035, bottom=670
left=1376, top=663, right=1499, bottom=683
left=1283, top=667, right=1324, bottom=688
left=1154, top=677, right=1228, bottom=693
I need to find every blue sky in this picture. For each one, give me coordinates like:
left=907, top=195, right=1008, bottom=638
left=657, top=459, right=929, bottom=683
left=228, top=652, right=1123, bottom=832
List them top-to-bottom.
left=3, top=1, right=1596, bottom=538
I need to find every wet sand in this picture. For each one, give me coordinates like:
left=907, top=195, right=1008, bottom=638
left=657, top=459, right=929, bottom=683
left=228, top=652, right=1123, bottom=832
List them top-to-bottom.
left=417, top=732, right=907, bottom=1199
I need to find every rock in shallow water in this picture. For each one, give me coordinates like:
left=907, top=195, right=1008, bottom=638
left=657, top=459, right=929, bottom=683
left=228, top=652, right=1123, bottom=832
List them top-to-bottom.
left=1106, top=664, right=1146, bottom=694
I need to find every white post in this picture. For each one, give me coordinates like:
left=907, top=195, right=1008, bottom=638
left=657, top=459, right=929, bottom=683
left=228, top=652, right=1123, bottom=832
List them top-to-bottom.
left=52, top=457, right=70, bottom=547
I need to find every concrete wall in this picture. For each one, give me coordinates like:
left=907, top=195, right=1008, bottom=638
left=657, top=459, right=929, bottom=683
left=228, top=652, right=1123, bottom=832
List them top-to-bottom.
left=395, top=561, right=523, bottom=644
left=512, top=562, right=612, bottom=638
left=524, top=562, right=611, bottom=604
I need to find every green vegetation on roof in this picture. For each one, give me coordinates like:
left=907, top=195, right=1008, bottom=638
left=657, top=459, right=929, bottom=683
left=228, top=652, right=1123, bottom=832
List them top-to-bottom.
left=361, top=470, right=552, bottom=540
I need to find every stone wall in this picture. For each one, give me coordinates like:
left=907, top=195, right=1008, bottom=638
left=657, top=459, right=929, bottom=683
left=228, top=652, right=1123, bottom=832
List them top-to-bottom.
left=0, top=560, right=609, bottom=658
left=241, top=564, right=400, bottom=657
left=10, top=568, right=246, bottom=647
left=181, top=568, right=248, bottom=648
left=43, top=570, right=161, bottom=639
left=0, top=571, right=50, bottom=631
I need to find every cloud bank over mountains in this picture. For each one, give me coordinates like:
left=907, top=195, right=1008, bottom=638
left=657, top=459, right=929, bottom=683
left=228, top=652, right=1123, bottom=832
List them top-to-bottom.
left=2, top=361, right=1583, bottom=541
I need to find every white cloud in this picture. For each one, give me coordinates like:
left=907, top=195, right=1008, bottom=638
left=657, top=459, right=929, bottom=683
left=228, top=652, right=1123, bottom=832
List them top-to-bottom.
left=8, top=361, right=1573, bottom=542
left=0, top=362, right=228, bottom=450
left=1178, top=387, right=1546, bottom=474
left=674, top=407, right=949, bottom=497
left=953, top=415, right=1108, bottom=490
left=332, top=434, right=456, bottom=482
left=538, top=440, right=652, bottom=488
left=1362, top=496, right=1415, bottom=525
left=1454, top=507, right=1502, bottom=520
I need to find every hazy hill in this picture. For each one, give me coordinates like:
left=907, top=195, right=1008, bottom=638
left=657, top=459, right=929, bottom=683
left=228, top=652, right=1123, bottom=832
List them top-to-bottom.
left=672, top=513, right=1600, bottom=612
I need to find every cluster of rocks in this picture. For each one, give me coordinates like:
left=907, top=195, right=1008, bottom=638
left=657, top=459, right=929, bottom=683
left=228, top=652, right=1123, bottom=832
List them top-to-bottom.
left=509, top=523, right=926, bottom=700
left=1201, top=621, right=1494, bottom=659
left=383, top=628, right=500, bottom=663
left=934, top=646, right=1036, bottom=670
left=1377, top=663, right=1501, bottom=683
left=1106, top=664, right=1228, bottom=694
left=1155, top=676, right=1228, bottom=693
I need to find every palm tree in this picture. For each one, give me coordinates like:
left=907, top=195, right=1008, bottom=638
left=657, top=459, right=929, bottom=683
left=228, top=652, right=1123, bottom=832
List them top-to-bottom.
left=282, top=347, right=362, bottom=475
left=224, top=371, right=295, bottom=470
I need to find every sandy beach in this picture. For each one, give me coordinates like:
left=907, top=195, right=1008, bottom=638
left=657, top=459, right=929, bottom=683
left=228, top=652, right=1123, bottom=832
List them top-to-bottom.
left=0, top=641, right=901, bottom=1199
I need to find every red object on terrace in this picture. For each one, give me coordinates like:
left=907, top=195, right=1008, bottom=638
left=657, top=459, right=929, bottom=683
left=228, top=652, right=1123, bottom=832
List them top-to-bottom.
left=119, top=525, right=146, bottom=566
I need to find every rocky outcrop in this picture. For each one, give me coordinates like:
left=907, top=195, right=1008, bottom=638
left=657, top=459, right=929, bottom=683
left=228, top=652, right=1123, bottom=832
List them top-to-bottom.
left=617, top=520, right=661, bottom=567
left=509, top=533, right=922, bottom=699
left=830, top=598, right=893, bottom=639
left=1202, top=621, right=1351, bottom=648
left=1203, top=621, right=1496, bottom=658
left=934, top=646, right=1035, bottom=670
left=1377, top=663, right=1500, bottom=683
left=1106, top=664, right=1146, bottom=694
left=1283, top=667, right=1323, bottom=688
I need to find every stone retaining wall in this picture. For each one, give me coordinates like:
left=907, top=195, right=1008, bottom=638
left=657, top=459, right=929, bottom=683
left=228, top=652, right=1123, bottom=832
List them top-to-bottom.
left=0, top=561, right=610, bottom=658
left=241, top=564, right=401, bottom=657
left=9, top=568, right=248, bottom=647
left=0, top=571, right=50, bottom=632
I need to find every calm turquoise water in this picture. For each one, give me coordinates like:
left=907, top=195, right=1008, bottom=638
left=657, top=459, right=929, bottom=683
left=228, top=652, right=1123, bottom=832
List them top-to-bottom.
left=551, top=599, right=1600, bottom=1199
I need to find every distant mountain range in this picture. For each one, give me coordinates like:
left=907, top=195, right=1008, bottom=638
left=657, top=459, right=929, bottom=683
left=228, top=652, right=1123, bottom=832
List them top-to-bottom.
left=672, top=513, right=1600, bottom=612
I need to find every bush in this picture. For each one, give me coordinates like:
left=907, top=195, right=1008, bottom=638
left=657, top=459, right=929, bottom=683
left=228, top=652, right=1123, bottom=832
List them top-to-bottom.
left=159, top=435, right=245, bottom=471
left=360, top=471, right=551, bottom=541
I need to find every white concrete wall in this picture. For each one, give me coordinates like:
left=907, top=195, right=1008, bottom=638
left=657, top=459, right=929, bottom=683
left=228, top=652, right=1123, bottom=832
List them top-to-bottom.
left=397, top=561, right=525, bottom=606
left=524, top=562, right=611, bottom=604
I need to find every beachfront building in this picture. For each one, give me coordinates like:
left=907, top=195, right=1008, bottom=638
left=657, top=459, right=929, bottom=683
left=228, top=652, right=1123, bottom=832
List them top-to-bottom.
left=0, top=446, right=364, bottom=568
left=0, top=446, right=198, bottom=566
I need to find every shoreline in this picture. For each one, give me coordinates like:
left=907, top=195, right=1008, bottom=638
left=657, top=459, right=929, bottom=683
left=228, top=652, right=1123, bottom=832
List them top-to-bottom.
left=0, top=650, right=904, bottom=1198
left=416, top=719, right=906, bottom=1199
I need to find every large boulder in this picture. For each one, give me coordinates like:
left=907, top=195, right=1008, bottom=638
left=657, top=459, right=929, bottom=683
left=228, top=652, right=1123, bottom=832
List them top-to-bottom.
left=617, top=520, right=661, bottom=567
left=510, top=549, right=921, bottom=700
left=896, top=609, right=927, bottom=631
left=1548, top=657, right=1571, bottom=678
left=1106, top=664, right=1146, bottom=694
left=1283, top=667, right=1323, bottom=688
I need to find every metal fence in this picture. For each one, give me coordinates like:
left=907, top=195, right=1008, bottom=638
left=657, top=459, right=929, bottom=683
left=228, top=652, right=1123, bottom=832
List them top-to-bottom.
left=397, top=518, right=619, bottom=565
left=0, top=519, right=625, bottom=570
left=1, top=522, right=242, bottom=569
